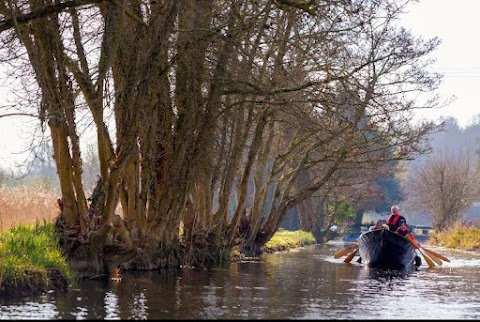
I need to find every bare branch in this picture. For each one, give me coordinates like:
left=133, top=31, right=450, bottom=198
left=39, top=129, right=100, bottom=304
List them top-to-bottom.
left=0, top=0, right=106, bottom=33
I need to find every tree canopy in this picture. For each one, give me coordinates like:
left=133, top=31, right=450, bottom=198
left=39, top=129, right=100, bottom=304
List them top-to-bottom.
left=0, top=0, right=442, bottom=278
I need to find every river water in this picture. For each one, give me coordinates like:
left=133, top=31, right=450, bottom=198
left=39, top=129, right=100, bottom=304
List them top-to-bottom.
left=1, top=241, right=480, bottom=320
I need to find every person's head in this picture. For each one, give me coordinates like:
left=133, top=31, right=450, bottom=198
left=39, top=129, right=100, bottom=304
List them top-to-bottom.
left=391, top=205, right=400, bottom=215
left=375, top=220, right=384, bottom=229
left=399, top=221, right=407, bottom=230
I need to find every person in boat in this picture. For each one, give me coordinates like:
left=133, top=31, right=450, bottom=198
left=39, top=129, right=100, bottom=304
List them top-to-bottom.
left=386, top=205, right=407, bottom=232
left=369, top=219, right=389, bottom=231
left=395, top=221, right=410, bottom=236
left=395, top=222, right=423, bottom=268
left=396, top=222, right=420, bottom=245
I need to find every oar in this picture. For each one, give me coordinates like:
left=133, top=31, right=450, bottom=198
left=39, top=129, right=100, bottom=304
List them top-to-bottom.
left=407, top=234, right=450, bottom=263
left=405, top=235, right=436, bottom=268
left=334, top=244, right=358, bottom=259
left=421, top=246, right=451, bottom=263
left=420, top=247, right=442, bottom=266
left=344, top=248, right=359, bottom=263
left=419, top=248, right=437, bottom=268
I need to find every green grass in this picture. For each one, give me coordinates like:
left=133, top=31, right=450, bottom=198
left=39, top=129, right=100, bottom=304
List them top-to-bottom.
left=0, top=221, right=73, bottom=292
left=261, top=229, right=316, bottom=252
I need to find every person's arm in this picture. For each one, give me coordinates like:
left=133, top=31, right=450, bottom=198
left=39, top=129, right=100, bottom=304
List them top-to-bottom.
left=408, top=231, right=415, bottom=241
left=408, top=232, right=420, bottom=248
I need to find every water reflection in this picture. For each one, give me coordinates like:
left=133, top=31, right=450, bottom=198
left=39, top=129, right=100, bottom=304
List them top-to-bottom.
left=2, top=244, right=480, bottom=319
left=104, top=291, right=119, bottom=319
left=0, top=301, right=58, bottom=320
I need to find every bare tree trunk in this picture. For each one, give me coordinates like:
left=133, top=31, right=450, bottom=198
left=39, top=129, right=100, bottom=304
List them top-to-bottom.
left=297, top=199, right=314, bottom=231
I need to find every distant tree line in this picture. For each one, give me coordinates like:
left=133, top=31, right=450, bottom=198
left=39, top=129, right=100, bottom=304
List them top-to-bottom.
left=403, top=117, right=480, bottom=231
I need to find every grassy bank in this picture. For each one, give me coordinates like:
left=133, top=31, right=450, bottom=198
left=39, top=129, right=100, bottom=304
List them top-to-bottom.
left=0, top=222, right=74, bottom=298
left=0, top=224, right=314, bottom=299
left=261, top=229, right=316, bottom=253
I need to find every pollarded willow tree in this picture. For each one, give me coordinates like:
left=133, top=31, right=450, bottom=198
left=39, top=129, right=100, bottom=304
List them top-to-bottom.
left=0, top=0, right=442, bottom=278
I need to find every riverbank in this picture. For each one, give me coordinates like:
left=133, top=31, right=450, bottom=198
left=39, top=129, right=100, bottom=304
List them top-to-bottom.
left=0, top=222, right=74, bottom=298
left=1, top=224, right=475, bottom=300
left=0, top=225, right=315, bottom=299
left=427, top=226, right=480, bottom=251
left=259, top=229, right=316, bottom=253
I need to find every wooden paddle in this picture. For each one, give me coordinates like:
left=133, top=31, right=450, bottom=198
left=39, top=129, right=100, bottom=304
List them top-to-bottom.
left=405, top=234, right=450, bottom=263
left=405, top=235, right=436, bottom=268
left=334, top=244, right=358, bottom=259
left=421, top=246, right=451, bottom=263
left=420, top=247, right=442, bottom=266
left=344, top=248, right=359, bottom=263
left=419, top=248, right=436, bottom=268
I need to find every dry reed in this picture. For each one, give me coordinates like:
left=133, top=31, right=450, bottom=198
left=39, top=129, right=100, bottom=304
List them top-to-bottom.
left=0, top=185, right=59, bottom=232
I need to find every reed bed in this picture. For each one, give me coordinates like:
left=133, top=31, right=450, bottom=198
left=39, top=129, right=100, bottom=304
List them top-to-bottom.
left=0, top=185, right=59, bottom=232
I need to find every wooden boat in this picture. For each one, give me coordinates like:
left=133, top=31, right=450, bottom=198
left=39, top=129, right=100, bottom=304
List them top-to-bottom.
left=358, top=228, right=417, bottom=270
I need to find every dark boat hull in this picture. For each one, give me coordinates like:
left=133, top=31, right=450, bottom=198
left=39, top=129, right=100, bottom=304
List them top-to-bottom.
left=358, top=229, right=416, bottom=270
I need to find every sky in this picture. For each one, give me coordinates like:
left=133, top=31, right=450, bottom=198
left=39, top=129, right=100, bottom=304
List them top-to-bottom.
left=1, top=0, right=480, bottom=169
left=401, top=0, right=480, bottom=127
